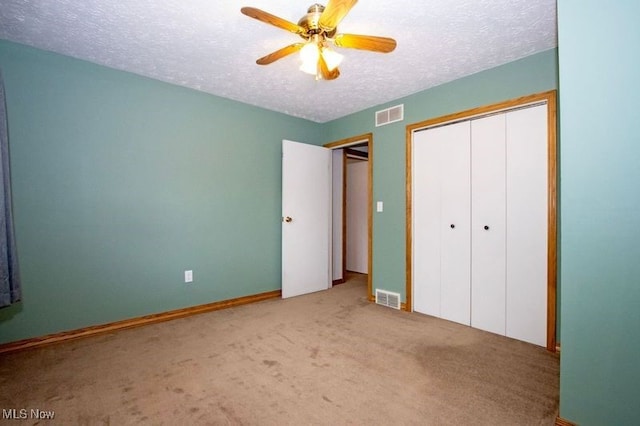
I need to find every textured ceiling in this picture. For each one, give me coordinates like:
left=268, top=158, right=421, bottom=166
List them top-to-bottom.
left=0, top=0, right=557, bottom=123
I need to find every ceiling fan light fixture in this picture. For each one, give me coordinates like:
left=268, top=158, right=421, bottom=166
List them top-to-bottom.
left=241, top=1, right=397, bottom=80
left=299, top=42, right=320, bottom=75
left=321, top=46, right=343, bottom=71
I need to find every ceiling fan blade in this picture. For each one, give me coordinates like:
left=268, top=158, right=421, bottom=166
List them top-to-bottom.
left=318, top=0, right=358, bottom=31
left=241, top=7, right=306, bottom=35
left=334, top=33, right=397, bottom=53
left=256, top=43, right=305, bottom=65
left=318, top=54, right=340, bottom=80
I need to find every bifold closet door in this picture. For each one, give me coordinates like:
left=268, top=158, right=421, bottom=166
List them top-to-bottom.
left=413, top=102, right=549, bottom=347
left=505, top=104, right=548, bottom=346
left=470, top=114, right=507, bottom=336
left=413, top=121, right=471, bottom=325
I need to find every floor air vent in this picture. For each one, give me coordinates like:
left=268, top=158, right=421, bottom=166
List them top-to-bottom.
left=375, top=289, right=401, bottom=310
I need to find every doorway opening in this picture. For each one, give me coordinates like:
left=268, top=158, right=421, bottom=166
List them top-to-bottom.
left=324, top=133, right=374, bottom=301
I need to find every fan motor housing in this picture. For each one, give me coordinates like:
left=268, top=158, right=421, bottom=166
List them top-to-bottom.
left=298, top=4, right=337, bottom=38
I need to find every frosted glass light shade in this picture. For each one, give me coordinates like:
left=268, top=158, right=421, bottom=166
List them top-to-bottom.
left=299, top=42, right=319, bottom=75
left=322, top=47, right=343, bottom=71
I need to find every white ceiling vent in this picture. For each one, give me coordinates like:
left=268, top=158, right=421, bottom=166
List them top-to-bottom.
left=375, top=104, right=404, bottom=127
left=375, top=289, right=401, bottom=310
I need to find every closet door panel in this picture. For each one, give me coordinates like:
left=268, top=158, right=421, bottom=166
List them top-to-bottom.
left=506, top=104, right=548, bottom=346
left=471, top=114, right=507, bottom=336
left=413, top=122, right=471, bottom=325
left=439, top=122, right=471, bottom=326
left=413, top=129, right=443, bottom=317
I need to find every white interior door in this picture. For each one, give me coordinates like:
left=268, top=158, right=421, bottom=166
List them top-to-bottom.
left=505, top=104, right=548, bottom=346
left=471, top=114, right=507, bottom=336
left=413, top=122, right=471, bottom=325
left=439, top=122, right=472, bottom=325
left=413, top=128, right=442, bottom=317
left=282, top=140, right=331, bottom=298
left=331, top=149, right=344, bottom=282
left=346, top=160, right=368, bottom=274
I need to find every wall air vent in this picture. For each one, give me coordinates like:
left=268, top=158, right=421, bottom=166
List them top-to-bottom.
left=375, top=104, right=404, bottom=127
left=375, top=289, right=401, bottom=310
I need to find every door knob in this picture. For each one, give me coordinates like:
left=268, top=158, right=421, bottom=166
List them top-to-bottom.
left=283, top=216, right=293, bottom=223
left=450, top=224, right=455, bottom=229
left=484, top=225, right=489, bottom=230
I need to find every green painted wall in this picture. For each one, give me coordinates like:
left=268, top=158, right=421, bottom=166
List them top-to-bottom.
left=558, top=2, right=640, bottom=425
left=0, top=40, right=322, bottom=344
left=0, top=40, right=560, bottom=347
left=324, top=49, right=558, bottom=306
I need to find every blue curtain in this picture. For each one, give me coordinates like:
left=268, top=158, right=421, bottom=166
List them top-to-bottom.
left=0, top=69, right=21, bottom=308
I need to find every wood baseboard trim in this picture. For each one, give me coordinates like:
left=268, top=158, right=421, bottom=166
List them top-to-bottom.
left=332, top=278, right=346, bottom=285
left=0, top=289, right=281, bottom=355
left=556, top=416, right=577, bottom=426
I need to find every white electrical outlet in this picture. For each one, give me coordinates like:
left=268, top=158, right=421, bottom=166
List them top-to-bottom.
left=184, top=270, right=193, bottom=283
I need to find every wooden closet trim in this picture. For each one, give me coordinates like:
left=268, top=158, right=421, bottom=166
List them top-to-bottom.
left=405, top=90, right=557, bottom=351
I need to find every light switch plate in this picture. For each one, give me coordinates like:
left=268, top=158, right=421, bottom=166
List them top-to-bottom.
left=376, top=201, right=383, bottom=212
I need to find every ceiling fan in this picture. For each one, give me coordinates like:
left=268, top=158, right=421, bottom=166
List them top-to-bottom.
left=241, top=0, right=397, bottom=80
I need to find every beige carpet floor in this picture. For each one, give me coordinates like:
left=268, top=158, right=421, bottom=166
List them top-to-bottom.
left=0, top=274, right=559, bottom=425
